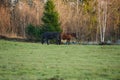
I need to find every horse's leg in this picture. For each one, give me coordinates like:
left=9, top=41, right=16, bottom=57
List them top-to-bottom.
left=56, top=36, right=60, bottom=45
left=59, top=36, right=61, bottom=45
left=41, top=38, right=44, bottom=44
left=46, top=38, right=49, bottom=45
left=55, top=38, right=59, bottom=45
left=56, top=39, right=58, bottom=44
left=57, top=39, right=61, bottom=45
left=58, top=39, right=61, bottom=45
left=65, top=39, right=68, bottom=45
left=66, top=39, right=70, bottom=45
left=68, top=40, right=70, bottom=45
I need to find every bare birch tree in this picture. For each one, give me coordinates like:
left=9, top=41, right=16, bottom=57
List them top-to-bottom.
left=98, top=0, right=108, bottom=43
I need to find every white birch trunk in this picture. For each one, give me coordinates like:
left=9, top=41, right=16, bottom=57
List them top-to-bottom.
left=98, top=0, right=107, bottom=43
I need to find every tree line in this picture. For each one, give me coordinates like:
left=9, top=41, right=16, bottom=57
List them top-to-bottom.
left=0, top=0, right=120, bottom=42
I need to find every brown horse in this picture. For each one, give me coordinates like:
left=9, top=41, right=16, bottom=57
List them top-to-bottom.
left=61, top=33, right=77, bottom=44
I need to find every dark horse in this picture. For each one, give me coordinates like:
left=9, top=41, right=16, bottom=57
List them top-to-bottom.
left=41, top=32, right=61, bottom=45
left=61, top=33, right=77, bottom=44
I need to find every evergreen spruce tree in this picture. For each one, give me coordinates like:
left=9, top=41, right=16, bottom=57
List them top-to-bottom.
left=42, top=0, right=61, bottom=32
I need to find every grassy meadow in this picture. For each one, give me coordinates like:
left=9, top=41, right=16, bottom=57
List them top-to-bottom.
left=0, top=40, right=120, bottom=80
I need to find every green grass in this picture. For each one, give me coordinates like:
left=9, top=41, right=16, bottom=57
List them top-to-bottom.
left=0, top=40, right=120, bottom=80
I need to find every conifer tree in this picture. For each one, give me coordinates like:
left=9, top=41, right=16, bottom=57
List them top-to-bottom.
left=42, top=0, right=61, bottom=32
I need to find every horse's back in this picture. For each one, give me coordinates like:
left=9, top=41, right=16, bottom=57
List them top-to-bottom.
left=42, top=32, right=60, bottom=39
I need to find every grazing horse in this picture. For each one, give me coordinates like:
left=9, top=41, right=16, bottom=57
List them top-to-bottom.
left=41, top=32, right=61, bottom=45
left=61, top=33, right=77, bottom=44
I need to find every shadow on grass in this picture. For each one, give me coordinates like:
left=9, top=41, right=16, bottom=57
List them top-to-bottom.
left=46, top=75, right=64, bottom=80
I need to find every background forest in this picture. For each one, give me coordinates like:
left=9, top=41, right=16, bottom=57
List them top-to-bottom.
left=0, top=0, right=120, bottom=43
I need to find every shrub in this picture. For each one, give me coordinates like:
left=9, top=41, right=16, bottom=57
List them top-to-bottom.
left=25, top=24, right=42, bottom=41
